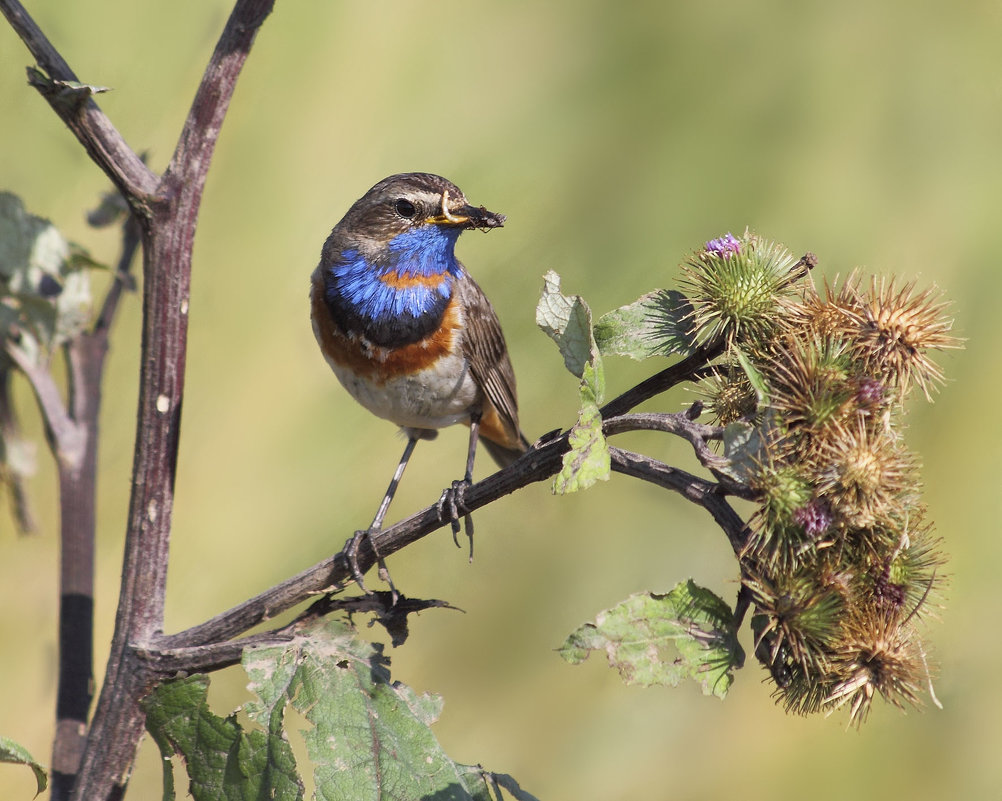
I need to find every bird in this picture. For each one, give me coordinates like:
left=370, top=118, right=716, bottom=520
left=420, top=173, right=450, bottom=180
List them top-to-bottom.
left=310, top=172, right=529, bottom=589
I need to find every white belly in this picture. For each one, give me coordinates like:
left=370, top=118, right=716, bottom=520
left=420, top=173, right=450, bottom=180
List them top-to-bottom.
left=330, top=351, right=479, bottom=431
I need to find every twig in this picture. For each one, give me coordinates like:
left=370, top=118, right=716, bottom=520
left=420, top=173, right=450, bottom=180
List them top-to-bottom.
left=0, top=1, right=158, bottom=203
left=599, top=340, right=726, bottom=418
left=3, top=342, right=83, bottom=463
left=603, top=411, right=727, bottom=469
left=607, top=446, right=752, bottom=554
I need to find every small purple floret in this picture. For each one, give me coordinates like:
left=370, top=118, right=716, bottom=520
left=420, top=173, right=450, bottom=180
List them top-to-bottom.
left=704, top=232, right=742, bottom=258
left=855, top=377, right=885, bottom=408
left=793, top=498, right=833, bottom=537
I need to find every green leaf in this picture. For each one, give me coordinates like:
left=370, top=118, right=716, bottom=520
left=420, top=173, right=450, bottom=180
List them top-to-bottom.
left=0, top=192, right=94, bottom=360
left=535, top=270, right=597, bottom=379
left=537, top=271, right=610, bottom=494
left=594, top=289, right=697, bottom=360
left=732, top=345, right=768, bottom=405
left=553, top=361, right=610, bottom=494
left=558, top=580, right=744, bottom=698
left=244, top=618, right=520, bottom=801
left=144, top=622, right=535, bottom=801
left=143, top=675, right=304, bottom=801
left=0, top=735, right=47, bottom=796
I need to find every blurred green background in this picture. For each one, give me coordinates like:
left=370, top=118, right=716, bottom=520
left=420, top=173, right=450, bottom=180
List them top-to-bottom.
left=1, top=1, right=999, bottom=798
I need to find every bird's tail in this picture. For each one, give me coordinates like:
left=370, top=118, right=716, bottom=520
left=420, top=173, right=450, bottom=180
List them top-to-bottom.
left=481, top=431, right=530, bottom=469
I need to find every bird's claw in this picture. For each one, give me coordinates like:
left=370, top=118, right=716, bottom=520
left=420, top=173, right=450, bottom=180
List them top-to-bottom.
left=438, top=479, right=475, bottom=561
left=343, top=528, right=399, bottom=604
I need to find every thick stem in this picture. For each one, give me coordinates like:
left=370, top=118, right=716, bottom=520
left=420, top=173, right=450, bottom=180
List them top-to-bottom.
left=67, top=3, right=274, bottom=797
left=49, top=348, right=99, bottom=796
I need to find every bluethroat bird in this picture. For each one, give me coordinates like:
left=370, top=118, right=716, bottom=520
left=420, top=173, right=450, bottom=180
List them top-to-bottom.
left=310, top=173, right=529, bottom=589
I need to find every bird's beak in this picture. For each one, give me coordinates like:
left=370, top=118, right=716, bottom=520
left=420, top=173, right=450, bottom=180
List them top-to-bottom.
left=425, top=190, right=506, bottom=231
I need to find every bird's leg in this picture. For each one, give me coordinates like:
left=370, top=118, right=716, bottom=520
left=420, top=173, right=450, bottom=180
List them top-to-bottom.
left=438, top=412, right=480, bottom=561
left=347, top=436, right=418, bottom=599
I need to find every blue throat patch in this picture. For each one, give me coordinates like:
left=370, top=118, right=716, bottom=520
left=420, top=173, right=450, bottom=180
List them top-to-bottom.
left=324, top=225, right=465, bottom=347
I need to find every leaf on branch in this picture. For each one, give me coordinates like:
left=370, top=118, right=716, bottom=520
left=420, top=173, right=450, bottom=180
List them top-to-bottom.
left=26, top=67, right=110, bottom=113
left=0, top=192, right=95, bottom=364
left=536, top=270, right=600, bottom=380
left=536, top=272, right=611, bottom=493
left=594, top=289, right=698, bottom=360
left=553, top=361, right=610, bottom=494
left=717, top=421, right=768, bottom=485
left=558, top=580, right=744, bottom=699
left=240, top=618, right=530, bottom=801
left=144, top=675, right=303, bottom=801
left=0, top=735, right=47, bottom=797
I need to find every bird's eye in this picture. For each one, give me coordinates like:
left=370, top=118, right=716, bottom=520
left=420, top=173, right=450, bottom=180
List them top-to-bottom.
left=394, top=198, right=417, bottom=219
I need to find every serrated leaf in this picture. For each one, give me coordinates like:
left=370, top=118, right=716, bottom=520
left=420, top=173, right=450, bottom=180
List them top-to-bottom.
left=535, top=270, right=597, bottom=379
left=537, top=271, right=610, bottom=494
left=594, top=289, right=698, bottom=360
left=553, top=361, right=610, bottom=494
left=558, top=580, right=744, bottom=698
left=243, top=618, right=524, bottom=801
left=143, top=674, right=304, bottom=801
left=0, top=735, right=47, bottom=796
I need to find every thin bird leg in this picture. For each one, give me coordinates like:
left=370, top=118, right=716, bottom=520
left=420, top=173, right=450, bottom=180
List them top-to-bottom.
left=439, top=412, right=480, bottom=559
left=462, top=413, right=479, bottom=556
left=347, top=436, right=418, bottom=597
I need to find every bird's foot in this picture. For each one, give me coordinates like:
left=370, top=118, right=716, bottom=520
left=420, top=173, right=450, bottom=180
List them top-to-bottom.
left=438, top=479, right=475, bottom=561
left=343, top=528, right=399, bottom=604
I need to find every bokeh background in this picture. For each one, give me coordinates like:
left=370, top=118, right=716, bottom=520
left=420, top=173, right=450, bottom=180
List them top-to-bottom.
left=1, top=1, right=1000, bottom=798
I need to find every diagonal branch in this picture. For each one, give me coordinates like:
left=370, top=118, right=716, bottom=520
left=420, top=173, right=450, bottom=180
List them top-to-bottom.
left=0, top=0, right=159, bottom=203
left=599, top=339, right=726, bottom=418
left=3, top=342, right=83, bottom=463
left=603, top=411, right=759, bottom=500
left=604, top=412, right=727, bottom=469
left=159, top=416, right=754, bottom=663
left=158, top=434, right=572, bottom=651
left=607, top=446, right=751, bottom=554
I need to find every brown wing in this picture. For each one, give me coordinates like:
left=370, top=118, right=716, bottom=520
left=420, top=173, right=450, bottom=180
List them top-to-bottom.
left=455, top=270, right=528, bottom=463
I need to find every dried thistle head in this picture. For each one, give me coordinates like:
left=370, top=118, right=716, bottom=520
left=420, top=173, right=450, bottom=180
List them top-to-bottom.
left=780, top=270, right=865, bottom=340
left=847, top=276, right=961, bottom=400
left=760, top=334, right=857, bottom=438
left=703, top=365, right=758, bottom=425
left=814, top=420, right=920, bottom=529
left=747, top=569, right=843, bottom=674
left=824, top=608, right=925, bottom=726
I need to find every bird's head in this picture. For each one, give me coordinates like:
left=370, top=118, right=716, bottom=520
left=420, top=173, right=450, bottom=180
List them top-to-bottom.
left=324, top=173, right=505, bottom=266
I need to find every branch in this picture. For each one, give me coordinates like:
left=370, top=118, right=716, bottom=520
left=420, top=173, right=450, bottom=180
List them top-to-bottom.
left=0, top=1, right=159, bottom=203
left=47, top=212, right=142, bottom=797
left=599, top=339, right=727, bottom=418
left=3, top=342, right=83, bottom=464
left=603, top=411, right=759, bottom=500
left=604, top=411, right=727, bottom=470
left=160, top=415, right=752, bottom=660
left=158, top=433, right=570, bottom=651
left=607, top=446, right=752, bottom=555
